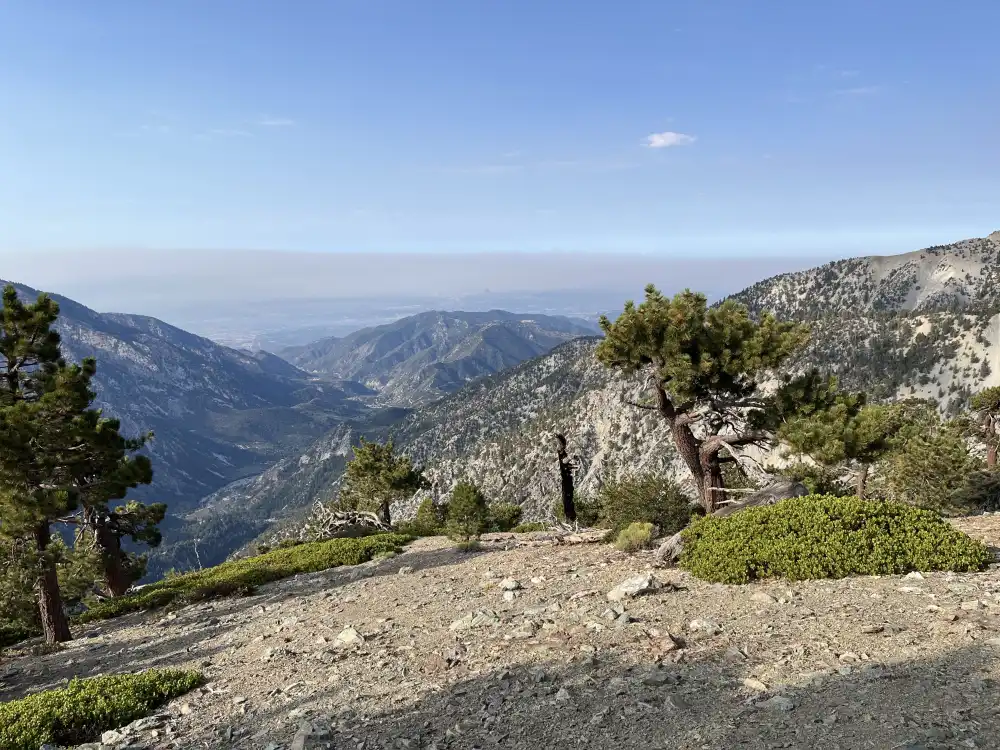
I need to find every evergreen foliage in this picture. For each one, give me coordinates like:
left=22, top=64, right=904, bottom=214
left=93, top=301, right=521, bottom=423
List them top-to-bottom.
left=0, top=285, right=161, bottom=643
left=596, top=286, right=817, bottom=511
left=970, top=386, right=1000, bottom=467
left=880, top=418, right=981, bottom=515
left=338, top=438, right=425, bottom=526
left=593, top=472, right=697, bottom=535
left=445, top=482, right=490, bottom=543
left=680, top=495, right=991, bottom=584
left=486, top=502, right=523, bottom=532
left=613, top=522, right=656, bottom=552
left=77, top=533, right=410, bottom=623
left=0, top=669, right=202, bottom=750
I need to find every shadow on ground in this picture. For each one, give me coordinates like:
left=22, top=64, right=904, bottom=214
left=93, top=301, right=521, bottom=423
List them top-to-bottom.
left=243, top=641, right=998, bottom=750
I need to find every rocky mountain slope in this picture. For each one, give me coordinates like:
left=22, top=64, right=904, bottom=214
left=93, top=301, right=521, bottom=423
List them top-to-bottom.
left=196, top=232, right=1000, bottom=559
left=2, top=281, right=376, bottom=570
left=279, top=310, right=599, bottom=406
left=5, top=525, right=1000, bottom=749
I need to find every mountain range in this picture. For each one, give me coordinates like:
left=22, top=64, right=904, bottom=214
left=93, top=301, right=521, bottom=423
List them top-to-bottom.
left=6, top=231, right=999, bottom=576
left=209, top=232, right=1000, bottom=558
left=280, top=310, right=599, bottom=406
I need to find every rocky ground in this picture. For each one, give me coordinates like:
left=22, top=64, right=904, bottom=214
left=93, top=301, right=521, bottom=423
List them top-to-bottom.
left=4, top=518, right=1000, bottom=750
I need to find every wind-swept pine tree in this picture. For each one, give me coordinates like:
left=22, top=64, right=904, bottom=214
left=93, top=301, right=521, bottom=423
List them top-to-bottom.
left=596, top=286, right=817, bottom=512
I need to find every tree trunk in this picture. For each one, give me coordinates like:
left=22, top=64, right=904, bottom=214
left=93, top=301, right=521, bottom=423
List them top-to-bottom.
left=655, top=385, right=712, bottom=511
left=555, top=434, right=576, bottom=523
left=988, top=444, right=997, bottom=469
left=700, top=455, right=725, bottom=513
left=856, top=463, right=870, bottom=499
left=377, top=500, right=392, bottom=527
left=34, top=523, right=72, bottom=644
left=95, top=523, right=131, bottom=597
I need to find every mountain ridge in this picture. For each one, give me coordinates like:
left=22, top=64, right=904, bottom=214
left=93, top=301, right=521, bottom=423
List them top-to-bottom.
left=279, top=309, right=599, bottom=406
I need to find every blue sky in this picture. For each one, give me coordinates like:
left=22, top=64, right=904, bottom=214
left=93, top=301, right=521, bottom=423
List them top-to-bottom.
left=1, top=0, right=998, bottom=257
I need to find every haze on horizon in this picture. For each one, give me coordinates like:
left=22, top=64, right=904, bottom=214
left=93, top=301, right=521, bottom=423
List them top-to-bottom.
left=1, top=1, right=997, bottom=338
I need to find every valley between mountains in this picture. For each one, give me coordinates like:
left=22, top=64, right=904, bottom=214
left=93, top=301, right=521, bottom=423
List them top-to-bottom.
left=7, top=232, right=1000, bottom=577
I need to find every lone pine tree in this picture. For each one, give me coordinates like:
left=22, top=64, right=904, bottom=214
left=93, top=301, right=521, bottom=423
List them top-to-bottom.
left=596, top=286, right=820, bottom=512
left=339, top=438, right=425, bottom=526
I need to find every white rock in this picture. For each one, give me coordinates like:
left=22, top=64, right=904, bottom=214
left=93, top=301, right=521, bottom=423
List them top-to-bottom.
left=607, top=573, right=661, bottom=602
left=499, top=578, right=522, bottom=591
left=688, top=619, right=722, bottom=636
left=335, top=627, right=365, bottom=646
left=742, top=678, right=769, bottom=692
left=764, top=695, right=795, bottom=712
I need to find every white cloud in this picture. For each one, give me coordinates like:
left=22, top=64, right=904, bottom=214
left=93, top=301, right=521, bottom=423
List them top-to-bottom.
left=258, top=117, right=296, bottom=127
left=645, top=131, right=696, bottom=148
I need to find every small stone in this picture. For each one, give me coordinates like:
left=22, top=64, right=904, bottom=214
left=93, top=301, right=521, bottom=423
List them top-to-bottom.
left=398, top=566, right=414, bottom=575
left=904, top=571, right=925, bottom=580
left=607, top=573, right=662, bottom=602
left=499, top=578, right=522, bottom=591
left=503, top=591, right=517, bottom=603
left=751, top=591, right=778, bottom=604
left=960, top=600, right=983, bottom=610
left=688, top=619, right=722, bottom=636
left=861, top=624, right=884, bottom=634
left=335, top=627, right=365, bottom=646
left=742, top=678, right=768, bottom=692
left=555, top=687, right=571, bottom=702
left=763, top=695, right=795, bottom=712
left=232, top=696, right=248, bottom=705
left=180, top=703, right=193, bottom=716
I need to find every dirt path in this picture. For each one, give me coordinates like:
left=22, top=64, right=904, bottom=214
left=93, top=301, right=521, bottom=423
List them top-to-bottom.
left=4, top=524, right=1000, bottom=749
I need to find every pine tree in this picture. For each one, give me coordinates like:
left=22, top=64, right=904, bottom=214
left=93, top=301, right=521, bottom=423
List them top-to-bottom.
left=0, top=285, right=162, bottom=642
left=0, top=286, right=85, bottom=642
left=596, top=287, right=813, bottom=511
left=779, top=398, right=922, bottom=498
left=64, top=410, right=159, bottom=596
left=338, top=438, right=425, bottom=526
left=445, top=481, right=489, bottom=543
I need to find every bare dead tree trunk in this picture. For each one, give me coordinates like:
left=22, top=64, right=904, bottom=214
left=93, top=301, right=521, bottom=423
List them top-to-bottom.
left=555, top=434, right=576, bottom=523
left=988, top=444, right=998, bottom=469
left=34, top=522, right=72, bottom=644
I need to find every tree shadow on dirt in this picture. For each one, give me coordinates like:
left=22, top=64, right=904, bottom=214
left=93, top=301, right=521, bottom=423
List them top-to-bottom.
left=242, top=640, right=998, bottom=750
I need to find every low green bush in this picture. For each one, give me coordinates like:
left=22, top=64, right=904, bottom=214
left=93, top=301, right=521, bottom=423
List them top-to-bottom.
left=595, top=473, right=696, bottom=535
left=680, top=494, right=992, bottom=584
left=395, top=498, right=448, bottom=537
left=487, top=503, right=523, bottom=532
left=512, top=522, right=549, bottom=533
left=614, top=522, right=656, bottom=552
left=77, top=533, right=411, bottom=623
left=0, top=621, right=38, bottom=650
left=0, top=669, right=202, bottom=750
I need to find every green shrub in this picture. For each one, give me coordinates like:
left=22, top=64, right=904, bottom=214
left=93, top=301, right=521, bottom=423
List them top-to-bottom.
left=776, top=461, right=852, bottom=496
left=949, top=469, right=1000, bottom=513
left=595, top=473, right=696, bottom=535
left=446, top=482, right=490, bottom=543
left=551, top=493, right=601, bottom=527
left=680, top=494, right=992, bottom=584
left=395, top=498, right=448, bottom=537
left=487, top=503, right=523, bottom=532
left=512, top=522, right=549, bottom=533
left=614, top=522, right=656, bottom=552
left=77, top=533, right=411, bottom=623
left=276, top=539, right=305, bottom=549
left=0, top=621, right=38, bottom=650
left=0, top=669, right=202, bottom=750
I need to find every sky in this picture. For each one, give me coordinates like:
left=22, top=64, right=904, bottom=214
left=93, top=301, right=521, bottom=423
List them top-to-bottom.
left=1, top=0, right=998, bottom=263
